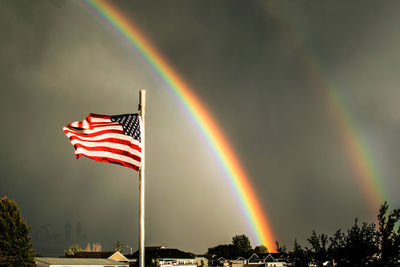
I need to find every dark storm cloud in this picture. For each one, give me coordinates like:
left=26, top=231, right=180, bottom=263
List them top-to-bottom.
left=0, top=0, right=154, bottom=255
left=1, top=0, right=400, bottom=255
left=118, top=0, right=400, bottom=246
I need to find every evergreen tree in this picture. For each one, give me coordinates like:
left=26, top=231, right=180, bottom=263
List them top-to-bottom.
left=0, top=196, right=35, bottom=266
left=375, top=201, right=400, bottom=266
left=346, top=218, right=377, bottom=266
left=329, top=219, right=377, bottom=266
left=328, top=229, right=347, bottom=266
left=307, top=231, right=328, bottom=267
left=288, top=239, right=309, bottom=267
left=114, top=240, right=124, bottom=254
left=275, top=241, right=287, bottom=254
left=275, top=241, right=288, bottom=262
left=64, top=244, right=83, bottom=257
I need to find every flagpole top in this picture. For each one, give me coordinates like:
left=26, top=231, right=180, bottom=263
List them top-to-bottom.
left=140, top=89, right=146, bottom=99
left=139, top=90, right=146, bottom=116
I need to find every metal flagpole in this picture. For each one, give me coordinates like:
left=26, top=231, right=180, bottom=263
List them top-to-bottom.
left=138, top=90, right=146, bottom=267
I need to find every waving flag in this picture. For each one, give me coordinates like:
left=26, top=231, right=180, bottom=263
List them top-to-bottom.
left=63, top=113, right=142, bottom=171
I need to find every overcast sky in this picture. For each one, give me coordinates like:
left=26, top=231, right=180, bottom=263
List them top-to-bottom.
left=1, top=0, right=400, bottom=256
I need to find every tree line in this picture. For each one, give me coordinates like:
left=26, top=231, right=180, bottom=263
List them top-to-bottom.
left=1, top=196, right=399, bottom=267
left=275, top=201, right=400, bottom=267
left=206, top=202, right=400, bottom=267
left=206, top=234, right=265, bottom=260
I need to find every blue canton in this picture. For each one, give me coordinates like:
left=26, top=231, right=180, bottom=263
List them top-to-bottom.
left=111, top=114, right=141, bottom=142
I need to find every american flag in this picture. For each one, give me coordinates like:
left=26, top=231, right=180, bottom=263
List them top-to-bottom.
left=63, top=113, right=142, bottom=171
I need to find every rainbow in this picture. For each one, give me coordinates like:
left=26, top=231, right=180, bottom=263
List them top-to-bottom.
left=79, top=0, right=277, bottom=250
left=265, top=2, right=385, bottom=211
left=305, top=57, right=384, bottom=210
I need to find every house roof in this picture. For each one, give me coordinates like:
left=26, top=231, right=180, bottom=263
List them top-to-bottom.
left=145, top=246, right=166, bottom=250
left=129, top=247, right=195, bottom=260
left=67, top=251, right=128, bottom=261
left=68, top=251, right=115, bottom=258
left=258, top=252, right=285, bottom=262
left=262, top=252, right=282, bottom=257
left=248, top=253, right=259, bottom=259
left=35, top=257, right=128, bottom=266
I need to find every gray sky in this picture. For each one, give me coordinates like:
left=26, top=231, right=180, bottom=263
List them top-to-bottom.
left=1, top=0, right=400, bottom=256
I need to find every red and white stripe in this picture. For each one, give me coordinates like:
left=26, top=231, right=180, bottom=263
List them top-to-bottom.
left=63, top=113, right=142, bottom=171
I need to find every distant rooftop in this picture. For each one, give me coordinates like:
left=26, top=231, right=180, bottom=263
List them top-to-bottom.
left=128, top=246, right=194, bottom=260
left=66, top=251, right=116, bottom=258
left=35, top=257, right=128, bottom=266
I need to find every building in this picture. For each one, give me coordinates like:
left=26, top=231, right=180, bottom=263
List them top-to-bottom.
left=129, top=246, right=197, bottom=266
left=69, top=251, right=129, bottom=262
left=208, top=252, right=288, bottom=267
left=195, top=256, right=209, bottom=267
left=35, top=257, right=129, bottom=267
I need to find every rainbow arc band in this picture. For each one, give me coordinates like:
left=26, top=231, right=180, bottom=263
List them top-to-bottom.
left=80, top=0, right=277, bottom=250
left=264, top=1, right=385, bottom=211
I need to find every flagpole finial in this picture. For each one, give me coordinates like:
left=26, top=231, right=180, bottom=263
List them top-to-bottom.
left=139, top=90, right=146, bottom=116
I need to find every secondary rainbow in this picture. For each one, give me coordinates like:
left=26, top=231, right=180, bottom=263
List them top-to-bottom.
left=79, top=0, right=276, bottom=250
left=265, top=2, right=385, bottom=211
left=305, top=57, right=384, bottom=210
